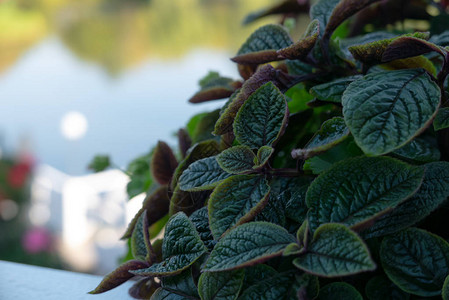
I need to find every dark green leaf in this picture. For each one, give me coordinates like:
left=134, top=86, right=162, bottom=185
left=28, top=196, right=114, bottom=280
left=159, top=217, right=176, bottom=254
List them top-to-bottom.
left=310, top=0, right=340, bottom=38
left=276, top=19, right=319, bottom=60
left=382, top=36, right=445, bottom=63
left=342, top=69, right=440, bottom=155
left=189, top=71, right=240, bottom=104
left=309, top=76, right=361, bottom=103
left=234, top=82, right=288, bottom=149
left=434, top=107, right=449, bottom=131
left=191, top=109, right=221, bottom=144
left=291, top=117, right=350, bottom=159
left=178, top=128, right=192, bottom=159
left=392, top=138, right=440, bottom=163
left=151, top=141, right=178, bottom=185
left=216, top=146, right=255, bottom=174
left=254, top=146, right=274, bottom=168
left=88, top=155, right=110, bottom=172
left=307, top=156, right=424, bottom=232
left=178, top=157, right=232, bottom=192
left=362, top=161, right=449, bottom=238
left=208, top=175, right=270, bottom=239
left=284, top=177, right=313, bottom=224
left=169, top=185, right=210, bottom=216
left=190, top=207, right=216, bottom=251
left=131, top=210, right=153, bottom=262
left=132, top=212, right=206, bottom=276
left=204, top=222, right=295, bottom=272
left=293, top=223, right=375, bottom=277
left=381, top=228, right=449, bottom=296
left=282, top=243, right=302, bottom=256
left=89, top=260, right=149, bottom=294
left=241, top=264, right=277, bottom=290
left=161, top=268, right=199, bottom=298
left=198, top=270, right=244, bottom=300
left=238, top=272, right=294, bottom=300
left=294, top=273, right=319, bottom=300
left=443, top=274, right=449, bottom=300
left=365, top=275, right=410, bottom=300
left=128, top=278, right=158, bottom=299
left=318, top=282, right=363, bottom=300
left=151, top=288, right=191, bottom=300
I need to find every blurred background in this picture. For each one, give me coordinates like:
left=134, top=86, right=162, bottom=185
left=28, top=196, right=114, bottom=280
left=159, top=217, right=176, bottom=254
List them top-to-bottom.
left=0, top=0, right=298, bottom=275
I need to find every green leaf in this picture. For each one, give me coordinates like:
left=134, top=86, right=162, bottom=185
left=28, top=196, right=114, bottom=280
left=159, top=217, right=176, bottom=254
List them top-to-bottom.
left=310, top=0, right=340, bottom=38
left=276, top=19, right=319, bottom=60
left=342, top=69, right=440, bottom=156
left=189, top=71, right=240, bottom=104
left=309, top=76, right=361, bottom=103
left=234, top=82, right=288, bottom=149
left=434, top=107, right=449, bottom=131
left=190, top=109, right=221, bottom=144
left=291, top=117, right=350, bottom=159
left=391, top=137, right=440, bottom=163
left=151, top=141, right=179, bottom=185
left=216, top=146, right=255, bottom=174
left=254, top=146, right=273, bottom=168
left=88, top=155, right=110, bottom=172
left=307, top=156, right=424, bottom=232
left=178, top=157, right=232, bottom=192
left=362, top=161, right=449, bottom=238
left=208, top=175, right=270, bottom=239
left=283, top=177, right=313, bottom=225
left=169, top=185, right=210, bottom=217
left=190, top=207, right=216, bottom=251
left=131, top=210, right=153, bottom=262
left=131, top=212, right=206, bottom=276
left=204, top=222, right=295, bottom=272
left=293, top=223, right=375, bottom=277
left=381, top=228, right=449, bottom=296
left=89, top=260, right=149, bottom=294
left=241, top=264, right=277, bottom=290
left=161, top=268, right=199, bottom=298
left=198, top=270, right=244, bottom=300
left=238, top=272, right=294, bottom=300
left=294, top=273, right=319, bottom=300
left=443, top=274, right=449, bottom=300
left=365, top=275, right=410, bottom=300
left=128, top=278, right=158, bottom=299
left=318, top=282, right=363, bottom=300
left=151, top=288, right=190, bottom=300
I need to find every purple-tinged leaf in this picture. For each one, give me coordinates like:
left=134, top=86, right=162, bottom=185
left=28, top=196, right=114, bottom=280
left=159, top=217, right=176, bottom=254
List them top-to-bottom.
left=243, top=0, right=309, bottom=25
left=382, top=37, right=445, bottom=63
left=189, top=71, right=241, bottom=104
left=177, top=128, right=191, bottom=159
left=151, top=141, right=178, bottom=185
left=128, top=278, right=158, bottom=299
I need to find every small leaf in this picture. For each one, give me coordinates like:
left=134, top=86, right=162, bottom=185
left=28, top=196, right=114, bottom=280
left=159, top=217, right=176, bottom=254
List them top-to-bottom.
left=310, top=0, right=340, bottom=38
left=276, top=19, right=319, bottom=61
left=342, top=69, right=440, bottom=156
left=189, top=71, right=240, bottom=103
left=309, top=75, right=362, bottom=103
left=234, top=82, right=289, bottom=149
left=434, top=107, right=449, bottom=131
left=291, top=117, right=350, bottom=159
left=392, top=138, right=440, bottom=163
left=151, top=141, right=179, bottom=185
left=216, top=146, right=256, bottom=174
left=254, top=146, right=274, bottom=168
left=88, top=155, right=110, bottom=172
left=307, top=156, right=424, bottom=232
left=179, top=157, right=232, bottom=191
left=362, top=161, right=449, bottom=238
left=209, top=175, right=270, bottom=239
left=169, top=185, right=210, bottom=216
left=190, top=207, right=216, bottom=251
left=131, top=210, right=153, bottom=262
left=131, top=212, right=206, bottom=276
left=204, top=222, right=295, bottom=272
left=293, top=223, right=375, bottom=277
left=381, top=228, right=449, bottom=296
left=282, top=243, right=302, bottom=256
left=89, top=260, right=149, bottom=294
left=198, top=270, right=244, bottom=300
left=238, top=272, right=295, bottom=300
left=294, top=273, right=319, bottom=300
left=443, top=274, right=449, bottom=300
left=365, top=275, right=410, bottom=300
left=128, top=277, right=158, bottom=299
left=318, top=282, right=363, bottom=300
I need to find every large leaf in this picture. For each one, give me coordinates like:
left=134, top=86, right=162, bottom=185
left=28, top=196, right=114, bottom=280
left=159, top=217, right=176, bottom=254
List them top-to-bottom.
left=342, top=69, right=440, bottom=155
left=309, top=75, right=361, bottom=103
left=234, top=82, right=288, bottom=149
left=434, top=107, right=449, bottom=131
left=291, top=117, right=350, bottom=159
left=391, top=137, right=440, bottom=163
left=151, top=141, right=178, bottom=185
left=216, top=146, right=255, bottom=174
left=306, top=156, right=424, bottom=233
left=178, top=157, right=232, bottom=192
left=362, top=161, right=449, bottom=238
left=208, top=175, right=270, bottom=239
left=190, top=207, right=216, bottom=251
left=131, top=212, right=206, bottom=276
left=204, top=222, right=295, bottom=272
left=293, top=223, right=375, bottom=277
left=381, top=228, right=449, bottom=296
left=89, top=260, right=149, bottom=294
left=198, top=270, right=245, bottom=300
left=238, top=272, right=294, bottom=300
left=365, top=275, right=410, bottom=300
left=318, top=282, right=363, bottom=300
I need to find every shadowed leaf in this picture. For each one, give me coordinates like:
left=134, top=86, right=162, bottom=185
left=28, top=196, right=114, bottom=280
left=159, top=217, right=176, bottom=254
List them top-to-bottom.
left=382, top=37, right=445, bottom=63
left=189, top=71, right=241, bottom=103
left=309, top=75, right=361, bottom=103
left=434, top=107, right=449, bottom=131
left=178, top=128, right=192, bottom=159
left=392, top=138, right=440, bottom=163
left=151, top=141, right=178, bottom=185
left=169, top=185, right=210, bottom=216
left=190, top=207, right=216, bottom=251
left=131, top=210, right=155, bottom=263
left=161, top=268, right=199, bottom=298
left=198, top=270, right=244, bottom=300
left=238, top=271, right=295, bottom=300
left=365, top=275, right=410, bottom=300
left=128, top=278, right=158, bottom=299
left=319, top=282, right=363, bottom=300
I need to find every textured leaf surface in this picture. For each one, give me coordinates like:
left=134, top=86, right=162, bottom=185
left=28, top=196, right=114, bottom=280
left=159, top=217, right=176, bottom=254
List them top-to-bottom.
left=310, top=0, right=340, bottom=37
left=276, top=19, right=319, bottom=60
left=382, top=36, right=444, bottom=62
left=342, top=69, right=440, bottom=155
left=189, top=71, right=239, bottom=103
left=309, top=75, right=361, bottom=103
left=234, top=82, right=288, bottom=149
left=434, top=107, right=449, bottom=131
left=291, top=117, right=349, bottom=159
left=392, top=138, right=440, bottom=163
left=151, top=141, right=179, bottom=185
left=216, top=146, right=255, bottom=174
left=255, top=146, right=273, bottom=168
left=307, top=156, right=424, bottom=232
left=179, top=157, right=232, bottom=191
left=363, top=161, right=449, bottom=238
left=209, top=175, right=270, bottom=238
left=169, top=185, right=210, bottom=216
left=190, top=207, right=216, bottom=251
left=131, top=211, right=152, bottom=262
left=132, top=212, right=206, bottom=276
left=204, top=222, right=295, bottom=271
left=293, top=223, right=375, bottom=277
left=381, top=228, right=449, bottom=296
left=89, top=260, right=149, bottom=294
left=241, top=264, right=277, bottom=290
left=161, top=269, right=198, bottom=298
left=198, top=270, right=244, bottom=300
left=238, top=272, right=294, bottom=300
left=365, top=275, right=410, bottom=300
left=443, top=275, right=449, bottom=300
left=128, top=278, right=158, bottom=299
left=319, top=282, right=363, bottom=300
left=151, top=288, right=190, bottom=300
